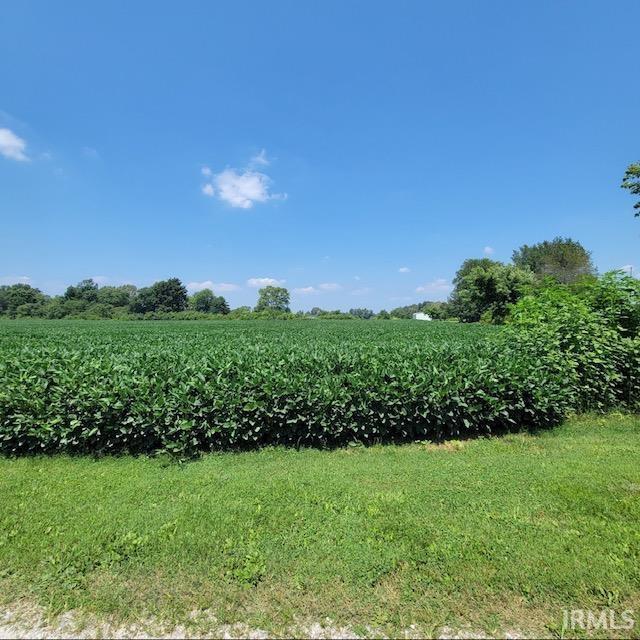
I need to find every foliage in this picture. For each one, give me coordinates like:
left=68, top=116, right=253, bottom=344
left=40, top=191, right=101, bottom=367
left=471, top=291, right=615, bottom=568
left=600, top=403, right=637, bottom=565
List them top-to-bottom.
left=621, top=162, right=640, bottom=215
left=512, top=237, right=595, bottom=284
left=449, top=259, right=534, bottom=323
left=578, top=270, right=640, bottom=338
left=64, top=279, right=99, bottom=302
left=0, top=284, right=46, bottom=317
left=96, top=285, right=137, bottom=307
left=507, top=285, right=639, bottom=410
left=254, top=286, right=290, bottom=312
left=190, top=289, right=230, bottom=314
left=3, top=299, right=637, bottom=460
left=348, top=308, right=374, bottom=319
left=0, top=320, right=552, bottom=458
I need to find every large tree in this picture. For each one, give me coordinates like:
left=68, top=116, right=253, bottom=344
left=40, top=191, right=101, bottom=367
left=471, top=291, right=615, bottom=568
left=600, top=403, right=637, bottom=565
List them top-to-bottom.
left=621, top=162, right=640, bottom=216
left=512, top=237, right=595, bottom=284
left=449, top=259, right=534, bottom=323
left=64, top=278, right=99, bottom=302
left=129, top=278, right=187, bottom=313
left=150, top=278, right=188, bottom=312
left=0, top=284, right=46, bottom=316
left=96, top=284, right=137, bottom=307
left=255, top=286, right=290, bottom=312
left=190, top=288, right=230, bottom=314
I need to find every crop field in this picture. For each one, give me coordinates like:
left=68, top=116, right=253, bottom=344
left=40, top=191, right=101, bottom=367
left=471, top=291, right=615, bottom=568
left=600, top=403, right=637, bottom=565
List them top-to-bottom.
left=0, top=318, right=581, bottom=458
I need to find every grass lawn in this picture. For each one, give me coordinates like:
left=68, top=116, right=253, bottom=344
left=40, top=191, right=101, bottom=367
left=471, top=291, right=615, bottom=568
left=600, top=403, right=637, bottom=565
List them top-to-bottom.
left=1, top=414, right=639, bottom=637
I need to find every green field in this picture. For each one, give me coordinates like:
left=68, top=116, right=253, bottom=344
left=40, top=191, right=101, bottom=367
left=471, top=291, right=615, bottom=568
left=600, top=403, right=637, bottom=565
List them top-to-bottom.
left=1, top=318, right=574, bottom=458
left=1, top=319, right=639, bottom=636
left=1, top=413, right=639, bottom=637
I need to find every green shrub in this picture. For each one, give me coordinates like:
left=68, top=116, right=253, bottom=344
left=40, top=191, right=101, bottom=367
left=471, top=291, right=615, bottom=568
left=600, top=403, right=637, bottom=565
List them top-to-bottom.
left=508, top=287, right=638, bottom=410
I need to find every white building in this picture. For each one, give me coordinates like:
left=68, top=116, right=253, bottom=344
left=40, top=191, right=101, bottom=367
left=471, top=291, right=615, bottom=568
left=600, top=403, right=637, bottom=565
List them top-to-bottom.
left=412, top=312, right=432, bottom=321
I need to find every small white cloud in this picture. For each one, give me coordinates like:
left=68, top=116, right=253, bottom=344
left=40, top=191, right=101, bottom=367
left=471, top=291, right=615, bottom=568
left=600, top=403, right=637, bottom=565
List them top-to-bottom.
left=0, top=128, right=29, bottom=162
left=82, top=146, right=99, bottom=159
left=250, top=149, right=270, bottom=166
left=200, top=151, right=285, bottom=209
left=215, top=169, right=284, bottom=209
left=483, top=246, right=494, bottom=256
left=398, top=267, right=411, bottom=273
left=0, top=275, right=31, bottom=285
left=247, top=277, right=285, bottom=288
left=416, top=278, right=453, bottom=295
left=187, top=280, right=240, bottom=293
left=214, top=282, right=240, bottom=292
left=318, top=282, right=341, bottom=291
left=294, top=286, right=318, bottom=295
left=352, top=287, right=372, bottom=296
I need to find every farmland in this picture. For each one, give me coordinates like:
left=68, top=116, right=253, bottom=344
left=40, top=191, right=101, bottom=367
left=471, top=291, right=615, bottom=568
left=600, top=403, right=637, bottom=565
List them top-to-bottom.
left=0, top=318, right=576, bottom=458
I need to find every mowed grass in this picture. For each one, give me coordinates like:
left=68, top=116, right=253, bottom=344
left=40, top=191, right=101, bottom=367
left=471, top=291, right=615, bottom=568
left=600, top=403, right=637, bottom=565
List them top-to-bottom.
left=1, top=414, right=639, bottom=637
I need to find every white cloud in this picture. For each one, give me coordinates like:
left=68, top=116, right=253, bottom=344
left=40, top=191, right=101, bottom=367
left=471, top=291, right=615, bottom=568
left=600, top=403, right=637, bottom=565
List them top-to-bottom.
left=0, top=128, right=29, bottom=161
left=82, top=146, right=99, bottom=159
left=250, top=149, right=270, bottom=166
left=200, top=152, right=285, bottom=209
left=483, top=246, right=494, bottom=256
left=398, top=267, right=411, bottom=273
left=0, top=275, right=31, bottom=285
left=247, top=277, right=285, bottom=288
left=416, top=278, right=453, bottom=296
left=187, top=280, right=240, bottom=293
left=214, top=282, right=240, bottom=292
left=318, top=282, right=341, bottom=291
left=294, top=286, right=318, bottom=295
left=352, top=287, right=372, bottom=296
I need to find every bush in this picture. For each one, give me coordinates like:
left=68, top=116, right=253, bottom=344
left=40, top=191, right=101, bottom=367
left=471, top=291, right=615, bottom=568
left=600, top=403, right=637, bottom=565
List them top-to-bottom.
left=508, top=286, right=639, bottom=411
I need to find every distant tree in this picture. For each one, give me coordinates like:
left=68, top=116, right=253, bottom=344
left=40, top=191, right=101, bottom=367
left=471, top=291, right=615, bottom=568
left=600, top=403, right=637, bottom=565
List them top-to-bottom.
left=621, top=162, right=640, bottom=216
left=512, top=237, right=594, bottom=284
left=449, top=259, right=534, bottom=323
left=64, top=278, right=99, bottom=302
left=129, top=278, right=187, bottom=313
left=151, top=278, right=188, bottom=312
left=0, top=284, right=46, bottom=316
left=96, top=284, right=137, bottom=307
left=255, top=286, right=290, bottom=312
left=129, top=287, right=158, bottom=313
left=190, top=288, right=229, bottom=314
left=190, top=289, right=217, bottom=313
left=210, top=295, right=230, bottom=314
left=423, top=301, right=450, bottom=320
left=309, top=306, right=325, bottom=316
left=349, top=307, right=374, bottom=319
left=376, top=309, right=391, bottom=319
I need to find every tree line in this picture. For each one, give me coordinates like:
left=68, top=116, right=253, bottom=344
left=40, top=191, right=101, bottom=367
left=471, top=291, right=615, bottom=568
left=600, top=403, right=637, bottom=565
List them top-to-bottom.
left=0, top=236, right=606, bottom=323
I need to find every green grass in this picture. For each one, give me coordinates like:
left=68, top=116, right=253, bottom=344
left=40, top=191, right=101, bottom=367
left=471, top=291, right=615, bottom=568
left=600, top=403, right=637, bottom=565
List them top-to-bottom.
left=1, top=413, right=639, bottom=637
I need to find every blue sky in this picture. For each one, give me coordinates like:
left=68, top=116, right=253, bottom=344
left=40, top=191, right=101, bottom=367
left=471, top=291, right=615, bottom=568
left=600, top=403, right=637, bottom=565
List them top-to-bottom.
left=1, top=0, right=639, bottom=310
